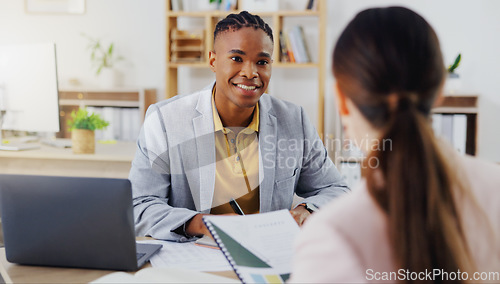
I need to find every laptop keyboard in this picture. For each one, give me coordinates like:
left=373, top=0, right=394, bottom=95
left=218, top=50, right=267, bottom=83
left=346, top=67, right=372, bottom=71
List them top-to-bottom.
left=136, top=252, right=146, bottom=260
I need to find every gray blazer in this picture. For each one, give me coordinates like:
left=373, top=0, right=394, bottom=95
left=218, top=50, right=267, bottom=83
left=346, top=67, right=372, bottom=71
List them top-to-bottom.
left=129, top=83, right=349, bottom=241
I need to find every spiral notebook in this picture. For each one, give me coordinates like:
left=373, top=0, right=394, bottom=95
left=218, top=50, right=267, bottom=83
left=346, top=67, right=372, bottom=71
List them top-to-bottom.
left=203, top=210, right=300, bottom=284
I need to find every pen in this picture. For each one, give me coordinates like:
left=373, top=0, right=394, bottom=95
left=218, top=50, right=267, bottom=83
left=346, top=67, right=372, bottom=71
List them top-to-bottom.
left=229, top=198, right=245, bottom=215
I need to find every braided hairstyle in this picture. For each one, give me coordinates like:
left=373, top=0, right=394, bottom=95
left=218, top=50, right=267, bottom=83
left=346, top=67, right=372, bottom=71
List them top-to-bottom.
left=214, top=11, right=273, bottom=45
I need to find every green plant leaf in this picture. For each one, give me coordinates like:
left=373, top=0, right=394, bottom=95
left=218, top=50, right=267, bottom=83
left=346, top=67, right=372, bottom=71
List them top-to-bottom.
left=108, top=43, right=114, bottom=56
left=447, top=53, right=461, bottom=73
left=67, top=108, right=109, bottom=131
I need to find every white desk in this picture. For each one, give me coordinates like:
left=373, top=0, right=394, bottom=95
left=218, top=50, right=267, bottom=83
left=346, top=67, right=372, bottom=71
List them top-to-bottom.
left=0, top=141, right=136, bottom=178
left=0, top=145, right=243, bottom=283
left=0, top=247, right=237, bottom=283
left=0, top=247, right=121, bottom=283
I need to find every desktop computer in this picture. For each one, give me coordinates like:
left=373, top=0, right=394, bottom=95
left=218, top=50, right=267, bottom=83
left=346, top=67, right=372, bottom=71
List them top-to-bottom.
left=0, top=42, right=60, bottom=151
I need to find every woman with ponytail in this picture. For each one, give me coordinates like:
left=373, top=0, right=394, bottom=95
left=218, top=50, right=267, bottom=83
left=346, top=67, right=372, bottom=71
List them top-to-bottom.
left=290, top=6, right=500, bottom=283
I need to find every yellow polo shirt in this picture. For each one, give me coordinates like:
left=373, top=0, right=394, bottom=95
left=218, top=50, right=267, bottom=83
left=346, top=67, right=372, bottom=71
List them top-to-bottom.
left=210, top=90, right=260, bottom=215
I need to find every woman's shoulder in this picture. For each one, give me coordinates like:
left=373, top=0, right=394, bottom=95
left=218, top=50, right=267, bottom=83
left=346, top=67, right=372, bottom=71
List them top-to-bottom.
left=439, top=139, right=500, bottom=188
left=452, top=153, right=500, bottom=204
left=459, top=154, right=500, bottom=218
left=461, top=154, right=500, bottom=181
left=294, top=181, right=394, bottom=281
left=306, top=181, right=387, bottom=237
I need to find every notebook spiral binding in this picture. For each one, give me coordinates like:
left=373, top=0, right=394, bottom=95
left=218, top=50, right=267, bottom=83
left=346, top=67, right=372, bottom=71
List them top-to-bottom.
left=203, top=218, right=246, bottom=283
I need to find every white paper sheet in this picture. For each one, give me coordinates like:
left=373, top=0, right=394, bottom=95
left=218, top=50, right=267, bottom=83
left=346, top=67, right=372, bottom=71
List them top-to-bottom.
left=204, top=210, right=300, bottom=272
left=138, top=239, right=232, bottom=272
left=91, top=267, right=240, bottom=283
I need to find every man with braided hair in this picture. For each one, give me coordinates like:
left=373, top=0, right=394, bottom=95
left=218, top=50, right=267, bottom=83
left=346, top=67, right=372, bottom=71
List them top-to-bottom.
left=129, top=11, right=348, bottom=242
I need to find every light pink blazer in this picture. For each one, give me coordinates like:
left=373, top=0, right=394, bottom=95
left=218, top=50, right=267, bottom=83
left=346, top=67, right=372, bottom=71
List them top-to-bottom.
left=290, top=151, right=500, bottom=283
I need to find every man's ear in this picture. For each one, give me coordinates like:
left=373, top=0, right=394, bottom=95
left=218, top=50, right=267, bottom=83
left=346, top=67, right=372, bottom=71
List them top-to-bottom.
left=209, top=50, right=216, bottom=73
left=334, top=82, right=349, bottom=116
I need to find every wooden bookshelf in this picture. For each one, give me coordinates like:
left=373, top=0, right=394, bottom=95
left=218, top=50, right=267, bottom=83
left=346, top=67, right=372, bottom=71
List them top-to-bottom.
left=165, top=0, right=327, bottom=138
left=56, top=88, right=156, bottom=139
left=334, top=94, right=479, bottom=167
left=433, top=95, right=478, bottom=155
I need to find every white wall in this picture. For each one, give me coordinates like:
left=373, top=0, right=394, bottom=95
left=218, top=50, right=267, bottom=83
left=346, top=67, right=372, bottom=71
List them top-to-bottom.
left=0, top=0, right=165, bottom=93
left=1, top=0, right=499, bottom=162
left=325, top=0, right=500, bottom=163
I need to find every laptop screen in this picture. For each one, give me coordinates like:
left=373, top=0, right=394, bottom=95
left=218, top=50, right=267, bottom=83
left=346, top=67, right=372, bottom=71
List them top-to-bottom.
left=0, top=174, right=141, bottom=270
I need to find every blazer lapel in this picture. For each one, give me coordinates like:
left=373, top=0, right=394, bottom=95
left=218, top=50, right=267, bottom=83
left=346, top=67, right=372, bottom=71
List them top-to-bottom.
left=191, top=88, right=216, bottom=213
left=258, top=97, right=277, bottom=212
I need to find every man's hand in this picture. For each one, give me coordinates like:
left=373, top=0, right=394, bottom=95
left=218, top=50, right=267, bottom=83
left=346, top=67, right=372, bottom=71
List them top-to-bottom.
left=289, top=205, right=311, bottom=226
left=185, top=213, right=239, bottom=238
left=185, top=214, right=210, bottom=237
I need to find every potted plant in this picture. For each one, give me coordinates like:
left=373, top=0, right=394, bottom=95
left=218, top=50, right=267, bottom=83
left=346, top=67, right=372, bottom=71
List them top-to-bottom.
left=82, top=33, right=124, bottom=87
left=445, top=53, right=461, bottom=94
left=67, top=108, right=109, bottom=154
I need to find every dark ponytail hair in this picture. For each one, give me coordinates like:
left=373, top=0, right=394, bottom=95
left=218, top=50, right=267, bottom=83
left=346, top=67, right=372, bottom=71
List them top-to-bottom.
left=333, top=7, right=475, bottom=281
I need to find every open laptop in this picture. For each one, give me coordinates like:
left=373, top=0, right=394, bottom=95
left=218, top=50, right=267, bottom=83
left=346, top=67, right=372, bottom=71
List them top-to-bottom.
left=0, top=174, right=162, bottom=271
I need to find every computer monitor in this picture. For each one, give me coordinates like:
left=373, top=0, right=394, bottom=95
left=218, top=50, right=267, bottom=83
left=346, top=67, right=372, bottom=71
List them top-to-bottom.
left=0, top=42, right=60, bottom=150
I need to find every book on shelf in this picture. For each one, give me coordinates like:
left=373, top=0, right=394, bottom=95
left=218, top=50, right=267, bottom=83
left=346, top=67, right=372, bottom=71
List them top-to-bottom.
left=170, top=0, right=183, bottom=11
left=180, top=0, right=194, bottom=12
left=221, top=0, right=238, bottom=11
left=305, top=0, right=317, bottom=10
left=287, top=26, right=311, bottom=63
left=296, top=26, right=312, bottom=63
left=287, top=28, right=302, bottom=63
left=278, top=31, right=290, bottom=63
left=284, top=32, right=295, bottom=63
left=112, top=106, right=122, bottom=140
left=102, top=107, right=115, bottom=141
left=120, top=107, right=142, bottom=142
left=120, top=108, right=131, bottom=141
left=431, top=113, right=467, bottom=155
left=431, top=113, right=442, bottom=135
left=440, top=114, right=454, bottom=146
left=452, top=114, right=467, bottom=155
left=203, top=210, right=300, bottom=284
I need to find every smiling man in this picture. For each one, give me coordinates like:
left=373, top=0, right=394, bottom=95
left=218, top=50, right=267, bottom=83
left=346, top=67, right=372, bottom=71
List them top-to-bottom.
left=129, top=11, right=349, bottom=241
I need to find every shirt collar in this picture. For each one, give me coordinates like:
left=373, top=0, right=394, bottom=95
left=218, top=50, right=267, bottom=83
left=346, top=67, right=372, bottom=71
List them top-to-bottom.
left=211, top=85, right=259, bottom=133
